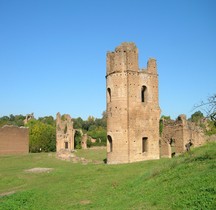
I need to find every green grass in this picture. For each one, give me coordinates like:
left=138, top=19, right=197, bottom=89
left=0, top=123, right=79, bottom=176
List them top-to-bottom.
left=0, top=143, right=216, bottom=210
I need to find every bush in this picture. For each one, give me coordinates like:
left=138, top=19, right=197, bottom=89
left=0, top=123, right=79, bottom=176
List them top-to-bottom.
left=26, top=120, right=56, bottom=152
left=87, top=126, right=106, bottom=144
left=74, top=130, right=82, bottom=149
left=87, top=138, right=92, bottom=148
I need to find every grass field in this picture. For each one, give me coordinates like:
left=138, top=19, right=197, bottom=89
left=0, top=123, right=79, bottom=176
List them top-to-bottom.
left=0, top=143, right=216, bottom=210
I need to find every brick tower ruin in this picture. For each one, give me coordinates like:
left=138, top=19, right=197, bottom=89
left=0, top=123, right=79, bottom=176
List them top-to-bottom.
left=106, top=42, right=161, bottom=164
left=56, top=112, right=75, bottom=152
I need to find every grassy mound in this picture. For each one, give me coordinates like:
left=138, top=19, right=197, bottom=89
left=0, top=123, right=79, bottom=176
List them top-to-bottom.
left=0, top=143, right=216, bottom=209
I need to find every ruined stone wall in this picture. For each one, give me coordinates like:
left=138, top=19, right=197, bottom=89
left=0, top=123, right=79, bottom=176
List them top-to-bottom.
left=106, top=42, right=160, bottom=164
left=23, top=113, right=34, bottom=125
left=56, top=113, right=75, bottom=152
left=160, top=115, right=206, bottom=158
left=160, top=119, right=184, bottom=158
left=184, top=122, right=206, bottom=147
left=0, top=125, right=29, bottom=155
left=81, top=134, right=88, bottom=149
left=206, top=134, right=216, bottom=142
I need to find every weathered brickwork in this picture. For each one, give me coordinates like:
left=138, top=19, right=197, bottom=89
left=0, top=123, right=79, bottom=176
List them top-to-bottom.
left=106, top=42, right=161, bottom=164
left=23, top=113, right=34, bottom=125
left=56, top=113, right=75, bottom=152
left=160, top=115, right=206, bottom=158
left=0, top=125, right=29, bottom=155
left=81, top=134, right=88, bottom=149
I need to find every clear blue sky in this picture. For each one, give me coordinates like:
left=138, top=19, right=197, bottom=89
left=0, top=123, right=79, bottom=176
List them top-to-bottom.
left=0, top=0, right=215, bottom=120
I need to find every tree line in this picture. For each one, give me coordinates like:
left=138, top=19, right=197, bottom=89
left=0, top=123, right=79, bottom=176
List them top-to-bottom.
left=0, top=93, right=215, bottom=153
left=0, top=112, right=107, bottom=152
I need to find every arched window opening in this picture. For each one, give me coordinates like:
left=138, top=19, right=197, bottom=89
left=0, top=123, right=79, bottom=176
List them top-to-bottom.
left=141, top=86, right=147, bottom=102
left=107, top=88, right=111, bottom=102
left=107, top=135, right=113, bottom=152
left=142, top=137, right=148, bottom=153
left=65, top=142, right=68, bottom=149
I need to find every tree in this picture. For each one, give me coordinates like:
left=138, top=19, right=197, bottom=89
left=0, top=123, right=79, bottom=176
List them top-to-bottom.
left=194, top=94, right=216, bottom=125
left=207, top=94, right=216, bottom=123
left=193, top=95, right=216, bottom=135
left=190, top=111, right=204, bottom=124
left=73, top=112, right=107, bottom=147
left=0, top=114, right=25, bottom=127
left=9, top=114, right=15, bottom=121
left=0, top=116, right=9, bottom=127
left=38, top=116, right=55, bottom=126
left=87, top=116, right=95, bottom=122
left=73, top=117, right=84, bottom=129
left=26, top=120, right=56, bottom=152
left=206, top=120, right=216, bottom=136
left=87, top=126, right=107, bottom=146
left=74, top=130, right=82, bottom=149
left=87, top=137, right=92, bottom=148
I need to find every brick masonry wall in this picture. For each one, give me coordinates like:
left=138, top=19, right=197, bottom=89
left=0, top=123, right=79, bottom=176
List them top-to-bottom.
left=160, top=116, right=206, bottom=158
left=0, top=125, right=29, bottom=155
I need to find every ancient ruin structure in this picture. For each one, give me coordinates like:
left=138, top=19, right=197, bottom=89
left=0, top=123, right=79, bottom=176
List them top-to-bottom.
left=106, top=42, right=161, bottom=164
left=23, top=113, right=34, bottom=125
left=56, top=113, right=75, bottom=152
left=160, top=114, right=206, bottom=158
left=0, top=125, right=29, bottom=155
left=81, top=134, right=88, bottom=149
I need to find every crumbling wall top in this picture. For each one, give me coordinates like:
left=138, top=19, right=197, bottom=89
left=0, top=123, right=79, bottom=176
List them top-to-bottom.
left=115, top=42, right=137, bottom=52
left=56, top=112, right=72, bottom=123
left=24, top=113, right=34, bottom=125
left=162, top=114, right=187, bottom=127
left=162, top=114, right=204, bottom=133
left=177, top=114, right=187, bottom=121
left=1, top=125, right=28, bottom=130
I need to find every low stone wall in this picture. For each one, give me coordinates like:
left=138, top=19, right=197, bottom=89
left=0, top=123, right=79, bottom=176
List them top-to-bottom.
left=0, top=125, right=29, bottom=155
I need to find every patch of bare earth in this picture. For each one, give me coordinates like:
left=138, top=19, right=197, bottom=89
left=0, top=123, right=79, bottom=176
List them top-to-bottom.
left=25, top=168, right=53, bottom=173
left=0, top=191, right=16, bottom=197
left=80, top=200, right=91, bottom=205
